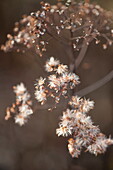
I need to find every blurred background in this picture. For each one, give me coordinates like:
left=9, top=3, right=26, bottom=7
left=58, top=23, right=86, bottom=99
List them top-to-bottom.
left=0, top=0, right=113, bottom=170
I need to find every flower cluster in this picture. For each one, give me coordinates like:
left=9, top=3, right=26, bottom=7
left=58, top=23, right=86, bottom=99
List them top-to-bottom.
left=1, top=1, right=113, bottom=56
left=35, top=57, right=79, bottom=107
left=5, top=83, right=33, bottom=126
left=56, top=96, right=113, bottom=157
left=69, top=96, right=94, bottom=112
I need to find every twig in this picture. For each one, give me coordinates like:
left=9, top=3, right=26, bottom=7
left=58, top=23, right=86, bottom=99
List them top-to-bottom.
left=70, top=25, right=91, bottom=36
left=75, top=27, right=92, bottom=68
left=69, top=29, right=77, bottom=72
left=46, top=30, right=68, bottom=46
left=75, top=42, right=88, bottom=68
left=76, top=70, right=113, bottom=96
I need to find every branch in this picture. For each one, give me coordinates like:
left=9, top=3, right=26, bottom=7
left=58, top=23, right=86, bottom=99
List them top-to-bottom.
left=70, top=24, right=91, bottom=36
left=75, top=27, right=92, bottom=69
left=69, top=29, right=77, bottom=72
left=46, top=30, right=68, bottom=46
left=75, top=42, right=88, bottom=69
left=76, top=70, right=113, bottom=96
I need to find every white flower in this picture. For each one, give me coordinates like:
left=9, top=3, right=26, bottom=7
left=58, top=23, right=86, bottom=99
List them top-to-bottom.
left=45, top=57, right=60, bottom=72
left=47, top=57, right=60, bottom=66
left=45, top=64, right=53, bottom=72
left=56, top=64, right=68, bottom=74
left=61, top=73, right=80, bottom=86
left=68, top=73, right=80, bottom=85
left=48, top=75, right=60, bottom=88
left=36, top=77, right=46, bottom=86
left=13, top=83, right=26, bottom=94
left=35, top=88, right=47, bottom=103
left=16, top=92, right=30, bottom=103
left=22, top=92, right=31, bottom=103
left=69, top=96, right=82, bottom=108
left=69, top=96, right=94, bottom=113
left=82, top=99, right=94, bottom=113
left=19, top=104, right=33, bottom=117
left=61, top=109, right=73, bottom=119
left=75, top=112, right=93, bottom=128
left=15, top=114, right=27, bottom=126
left=56, top=125, right=73, bottom=137
left=87, top=137, right=107, bottom=155
left=68, top=138, right=82, bottom=158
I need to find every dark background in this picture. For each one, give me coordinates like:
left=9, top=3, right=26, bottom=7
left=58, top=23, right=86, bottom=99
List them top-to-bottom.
left=0, top=0, right=113, bottom=170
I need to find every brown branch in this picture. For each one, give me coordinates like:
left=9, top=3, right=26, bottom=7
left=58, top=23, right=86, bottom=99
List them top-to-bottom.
left=38, top=15, right=69, bottom=45
left=70, top=25, right=91, bottom=36
left=75, top=27, right=92, bottom=69
left=69, top=29, right=76, bottom=72
left=46, top=30, right=68, bottom=46
left=75, top=42, right=88, bottom=69
left=76, top=70, right=113, bottom=96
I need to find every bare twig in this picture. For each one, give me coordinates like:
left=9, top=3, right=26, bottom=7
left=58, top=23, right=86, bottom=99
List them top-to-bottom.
left=75, top=27, right=92, bottom=68
left=69, top=29, right=76, bottom=72
left=75, top=42, right=88, bottom=68
left=76, top=70, right=113, bottom=96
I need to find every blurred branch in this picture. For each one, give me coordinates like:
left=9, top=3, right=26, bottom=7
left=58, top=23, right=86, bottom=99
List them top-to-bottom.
left=75, top=27, right=92, bottom=69
left=69, top=29, right=76, bottom=72
left=46, top=30, right=68, bottom=46
left=75, top=42, right=88, bottom=69
left=76, top=70, right=113, bottom=96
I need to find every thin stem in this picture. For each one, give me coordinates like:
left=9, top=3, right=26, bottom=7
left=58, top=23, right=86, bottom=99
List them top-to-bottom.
left=38, top=15, right=69, bottom=45
left=70, top=24, right=91, bottom=36
left=75, top=27, right=92, bottom=68
left=69, top=30, right=76, bottom=72
left=75, top=42, right=88, bottom=68
left=30, top=50, right=46, bottom=76
left=76, top=70, right=113, bottom=96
